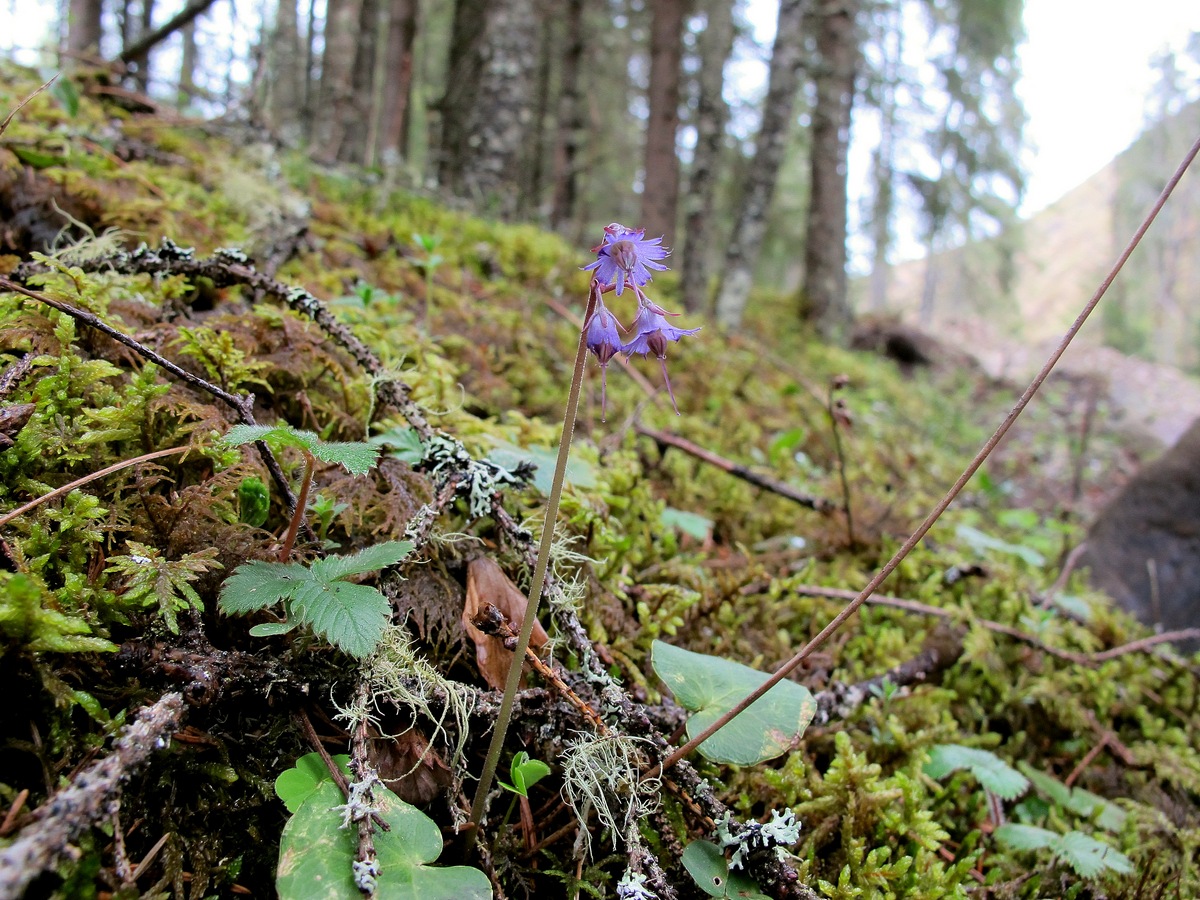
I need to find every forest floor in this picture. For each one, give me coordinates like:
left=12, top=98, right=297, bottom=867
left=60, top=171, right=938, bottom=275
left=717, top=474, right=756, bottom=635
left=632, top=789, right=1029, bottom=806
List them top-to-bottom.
left=2, top=68, right=1199, bottom=900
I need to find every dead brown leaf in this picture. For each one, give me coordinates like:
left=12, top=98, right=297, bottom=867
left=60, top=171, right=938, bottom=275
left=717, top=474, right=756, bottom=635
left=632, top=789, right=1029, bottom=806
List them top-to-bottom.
left=462, top=557, right=549, bottom=690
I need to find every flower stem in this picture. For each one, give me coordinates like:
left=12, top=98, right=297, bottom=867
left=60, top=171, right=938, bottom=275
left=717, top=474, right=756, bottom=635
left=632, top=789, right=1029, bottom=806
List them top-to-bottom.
left=468, top=282, right=600, bottom=832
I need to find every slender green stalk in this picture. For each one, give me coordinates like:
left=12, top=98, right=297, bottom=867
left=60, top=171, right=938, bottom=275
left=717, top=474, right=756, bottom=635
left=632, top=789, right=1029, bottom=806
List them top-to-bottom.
left=469, top=283, right=600, bottom=832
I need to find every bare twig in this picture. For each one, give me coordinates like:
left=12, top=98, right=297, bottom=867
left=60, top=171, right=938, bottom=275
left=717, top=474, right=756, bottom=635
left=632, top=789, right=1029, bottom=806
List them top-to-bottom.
left=118, top=0, right=220, bottom=65
left=0, top=76, right=56, bottom=138
left=661, top=132, right=1200, bottom=773
left=635, top=425, right=834, bottom=512
left=0, top=445, right=190, bottom=528
left=0, top=693, right=185, bottom=898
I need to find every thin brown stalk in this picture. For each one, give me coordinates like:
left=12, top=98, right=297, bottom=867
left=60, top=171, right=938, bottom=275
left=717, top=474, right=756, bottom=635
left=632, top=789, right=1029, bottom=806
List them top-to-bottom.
left=0, top=76, right=56, bottom=138
left=661, top=133, right=1200, bottom=774
left=0, top=446, right=190, bottom=528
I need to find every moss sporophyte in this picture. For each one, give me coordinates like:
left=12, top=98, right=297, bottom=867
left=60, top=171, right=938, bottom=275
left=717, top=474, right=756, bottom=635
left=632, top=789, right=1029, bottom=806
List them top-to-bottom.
left=581, top=223, right=700, bottom=417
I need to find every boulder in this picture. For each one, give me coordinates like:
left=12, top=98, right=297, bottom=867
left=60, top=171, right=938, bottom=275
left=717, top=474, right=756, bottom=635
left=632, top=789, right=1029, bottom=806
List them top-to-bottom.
left=1084, top=418, right=1200, bottom=651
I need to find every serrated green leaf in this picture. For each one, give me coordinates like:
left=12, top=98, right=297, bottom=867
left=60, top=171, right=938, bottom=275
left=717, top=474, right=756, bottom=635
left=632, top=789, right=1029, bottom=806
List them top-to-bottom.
left=223, top=423, right=290, bottom=448
left=308, top=440, right=380, bottom=475
left=312, top=541, right=414, bottom=581
left=218, top=560, right=310, bottom=614
left=291, top=580, right=390, bottom=659
left=651, top=641, right=816, bottom=766
left=925, top=745, right=1030, bottom=800
left=274, top=752, right=351, bottom=813
left=1018, top=763, right=1127, bottom=831
left=276, top=770, right=491, bottom=899
left=995, top=824, right=1133, bottom=878
left=1054, top=830, right=1134, bottom=877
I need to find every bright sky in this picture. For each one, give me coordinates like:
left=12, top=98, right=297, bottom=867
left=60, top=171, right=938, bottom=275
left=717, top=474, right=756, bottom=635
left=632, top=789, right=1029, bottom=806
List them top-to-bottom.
left=1018, top=0, right=1200, bottom=213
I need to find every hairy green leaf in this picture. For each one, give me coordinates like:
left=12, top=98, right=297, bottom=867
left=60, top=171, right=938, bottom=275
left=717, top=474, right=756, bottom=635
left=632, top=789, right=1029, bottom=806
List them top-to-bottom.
left=312, top=541, right=413, bottom=581
left=218, top=560, right=310, bottom=614
left=1018, top=763, right=1127, bottom=831
left=995, top=824, right=1133, bottom=878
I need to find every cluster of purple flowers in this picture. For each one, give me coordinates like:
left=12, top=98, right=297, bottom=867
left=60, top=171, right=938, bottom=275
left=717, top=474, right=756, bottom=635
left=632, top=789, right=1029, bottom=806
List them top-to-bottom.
left=581, top=223, right=699, bottom=418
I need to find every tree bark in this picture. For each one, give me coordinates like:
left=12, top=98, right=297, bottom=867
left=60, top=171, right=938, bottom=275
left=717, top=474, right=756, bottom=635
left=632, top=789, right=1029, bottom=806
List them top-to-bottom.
left=66, top=0, right=104, bottom=57
left=268, top=0, right=304, bottom=143
left=314, top=0, right=364, bottom=164
left=339, top=0, right=381, bottom=164
left=376, top=0, right=419, bottom=163
left=437, top=0, right=538, bottom=216
left=549, top=0, right=584, bottom=231
left=640, top=0, right=686, bottom=248
left=680, top=0, right=735, bottom=313
left=713, top=0, right=810, bottom=329
left=801, top=0, right=860, bottom=339
left=178, top=21, right=197, bottom=105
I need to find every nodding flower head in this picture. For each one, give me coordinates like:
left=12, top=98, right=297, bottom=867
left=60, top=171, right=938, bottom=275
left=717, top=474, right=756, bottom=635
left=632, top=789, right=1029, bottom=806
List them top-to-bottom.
left=582, top=225, right=670, bottom=296
left=584, top=298, right=625, bottom=420
left=621, top=304, right=700, bottom=415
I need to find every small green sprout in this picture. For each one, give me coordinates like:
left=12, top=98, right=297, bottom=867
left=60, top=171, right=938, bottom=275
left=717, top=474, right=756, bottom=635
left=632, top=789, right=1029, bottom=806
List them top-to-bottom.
left=497, top=751, right=551, bottom=797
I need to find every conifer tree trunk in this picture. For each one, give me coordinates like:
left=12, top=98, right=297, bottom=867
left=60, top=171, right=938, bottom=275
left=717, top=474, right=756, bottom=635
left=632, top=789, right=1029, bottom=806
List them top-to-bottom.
left=67, top=0, right=104, bottom=57
left=269, top=0, right=304, bottom=143
left=314, top=0, right=364, bottom=164
left=339, top=0, right=381, bottom=164
left=376, top=0, right=419, bottom=163
left=437, top=0, right=538, bottom=215
left=549, top=0, right=584, bottom=231
left=641, top=0, right=685, bottom=248
left=680, top=0, right=735, bottom=313
left=713, top=0, right=810, bottom=329
left=801, top=0, right=860, bottom=339
left=178, top=21, right=197, bottom=105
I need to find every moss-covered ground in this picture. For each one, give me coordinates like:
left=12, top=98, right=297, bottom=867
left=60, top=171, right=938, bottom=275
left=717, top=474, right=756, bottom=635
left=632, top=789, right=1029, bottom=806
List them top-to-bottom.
left=0, top=68, right=1197, bottom=899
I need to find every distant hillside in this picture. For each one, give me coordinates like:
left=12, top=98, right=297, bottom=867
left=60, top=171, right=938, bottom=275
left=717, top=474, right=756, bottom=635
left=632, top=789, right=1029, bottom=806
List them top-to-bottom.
left=861, top=99, right=1200, bottom=381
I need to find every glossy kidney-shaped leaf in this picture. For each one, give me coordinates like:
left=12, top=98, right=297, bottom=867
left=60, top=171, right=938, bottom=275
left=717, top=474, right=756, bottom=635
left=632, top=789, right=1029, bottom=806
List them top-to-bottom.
left=651, top=641, right=816, bottom=766
left=274, top=752, right=351, bottom=813
left=276, top=770, right=491, bottom=899
left=681, top=841, right=769, bottom=899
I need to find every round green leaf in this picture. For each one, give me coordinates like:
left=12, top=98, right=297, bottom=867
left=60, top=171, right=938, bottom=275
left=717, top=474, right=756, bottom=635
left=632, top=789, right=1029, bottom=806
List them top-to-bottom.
left=651, top=640, right=816, bottom=766
left=276, top=777, right=492, bottom=899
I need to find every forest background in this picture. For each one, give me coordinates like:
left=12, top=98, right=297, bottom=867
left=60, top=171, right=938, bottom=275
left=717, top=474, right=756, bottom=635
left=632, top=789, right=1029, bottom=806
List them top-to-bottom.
left=8, top=0, right=1200, bottom=369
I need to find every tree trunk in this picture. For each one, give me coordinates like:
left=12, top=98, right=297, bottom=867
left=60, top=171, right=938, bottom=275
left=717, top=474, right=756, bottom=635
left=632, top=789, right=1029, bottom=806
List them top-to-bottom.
left=67, top=0, right=104, bottom=57
left=269, top=0, right=304, bottom=143
left=315, top=0, right=364, bottom=164
left=339, top=0, right=381, bottom=164
left=376, top=0, right=419, bottom=163
left=437, top=0, right=538, bottom=216
left=549, top=0, right=584, bottom=231
left=640, top=0, right=685, bottom=248
left=680, top=0, right=735, bottom=313
left=713, top=0, right=810, bottom=329
left=801, top=0, right=860, bottom=340
left=865, top=5, right=902, bottom=312
left=521, top=6, right=555, bottom=218
left=178, top=21, right=197, bottom=105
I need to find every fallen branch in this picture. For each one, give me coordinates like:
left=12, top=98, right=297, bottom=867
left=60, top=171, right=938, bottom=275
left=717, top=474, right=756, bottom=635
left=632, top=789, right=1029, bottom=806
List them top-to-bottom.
left=635, top=425, right=834, bottom=512
left=0, top=693, right=184, bottom=898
